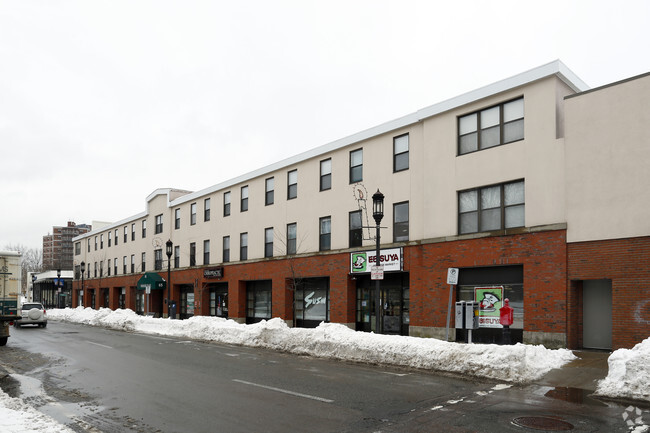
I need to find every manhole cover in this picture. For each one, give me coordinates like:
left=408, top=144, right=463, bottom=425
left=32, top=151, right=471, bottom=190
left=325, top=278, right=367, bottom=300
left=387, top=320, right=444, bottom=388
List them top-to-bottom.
left=512, top=416, right=574, bottom=431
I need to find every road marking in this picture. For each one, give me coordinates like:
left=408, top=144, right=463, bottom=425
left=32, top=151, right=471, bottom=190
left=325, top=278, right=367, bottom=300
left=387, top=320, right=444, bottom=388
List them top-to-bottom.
left=85, top=341, right=113, bottom=349
left=380, top=371, right=410, bottom=377
left=233, top=379, right=334, bottom=403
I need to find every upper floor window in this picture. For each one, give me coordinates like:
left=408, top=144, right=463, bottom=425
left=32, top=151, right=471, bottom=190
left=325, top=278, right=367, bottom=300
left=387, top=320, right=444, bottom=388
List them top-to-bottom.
left=458, top=98, right=524, bottom=155
left=393, top=133, right=409, bottom=172
left=350, top=149, right=363, bottom=183
left=320, top=159, right=331, bottom=191
left=287, top=170, right=297, bottom=200
left=265, top=177, right=274, bottom=206
left=458, top=180, right=525, bottom=234
left=241, top=186, right=249, bottom=212
left=224, top=191, right=231, bottom=216
left=204, top=198, right=211, bottom=222
left=393, top=201, right=409, bottom=242
left=190, top=203, right=197, bottom=225
left=175, top=208, right=181, bottom=229
left=349, top=210, right=363, bottom=248
left=155, top=214, right=163, bottom=234
left=319, top=216, right=331, bottom=251
left=142, top=220, right=146, bottom=238
left=131, top=223, right=136, bottom=241
left=286, top=223, right=297, bottom=255
left=124, top=226, right=128, bottom=243
left=264, top=228, right=274, bottom=258
left=114, top=229, right=118, bottom=246
left=108, top=231, right=112, bottom=247
left=240, top=233, right=248, bottom=261
left=100, top=234, right=104, bottom=249
left=223, top=236, right=230, bottom=263
left=88, top=239, right=91, bottom=252
left=203, top=240, right=210, bottom=265
left=75, top=242, right=81, bottom=255
left=189, top=242, right=196, bottom=266
left=174, top=246, right=180, bottom=268
left=154, top=249, right=163, bottom=270
left=141, top=252, right=146, bottom=272
left=130, top=254, right=135, bottom=273
left=123, top=256, right=127, bottom=274
left=114, top=258, right=118, bottom=275
left=107, top=259, right=111, bottom=276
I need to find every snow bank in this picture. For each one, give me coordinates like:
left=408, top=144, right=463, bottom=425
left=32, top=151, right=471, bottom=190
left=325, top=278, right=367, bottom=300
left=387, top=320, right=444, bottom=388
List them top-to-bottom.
left=48, top=307, right=574, bottom=383
left=596, top=338, right=650, bottom=403
left=0, top=388, right=74, bottom=433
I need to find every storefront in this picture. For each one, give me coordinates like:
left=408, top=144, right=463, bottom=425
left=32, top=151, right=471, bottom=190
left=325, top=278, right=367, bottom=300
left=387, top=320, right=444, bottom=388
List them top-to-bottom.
left=351, top=248, right=409, bottom=335
left=456, top=265, right=523, bottom=344
left=136, top=272, right=166, bottom=317
left=294, top=277, right=329, bottom=328
left=246, top=280, right=271, bottom=324
left=208, top=282, right=228, bottom=318
left=179, top=284, right=195, bottom=319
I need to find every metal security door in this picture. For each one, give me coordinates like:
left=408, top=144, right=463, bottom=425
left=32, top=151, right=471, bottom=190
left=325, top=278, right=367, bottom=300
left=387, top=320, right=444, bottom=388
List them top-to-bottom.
left=583, top=279, right=612, bottom=350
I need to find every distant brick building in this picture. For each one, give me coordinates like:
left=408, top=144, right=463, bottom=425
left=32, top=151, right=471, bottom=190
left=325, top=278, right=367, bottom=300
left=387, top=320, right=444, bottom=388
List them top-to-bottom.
left=43, top=221, right=91, bottom=270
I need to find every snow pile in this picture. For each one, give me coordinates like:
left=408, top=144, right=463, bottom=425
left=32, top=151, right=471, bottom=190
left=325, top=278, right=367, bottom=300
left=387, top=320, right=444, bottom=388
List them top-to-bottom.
left=48, top=307, right=575, bottom=383
left=596, top=338, right=650, bottom=402
left=0, top=388, right=74, bottom=433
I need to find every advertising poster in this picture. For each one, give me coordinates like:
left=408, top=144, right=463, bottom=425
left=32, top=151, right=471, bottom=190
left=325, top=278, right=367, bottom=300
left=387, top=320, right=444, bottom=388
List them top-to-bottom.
left=474, top=286, right=504, bottom=328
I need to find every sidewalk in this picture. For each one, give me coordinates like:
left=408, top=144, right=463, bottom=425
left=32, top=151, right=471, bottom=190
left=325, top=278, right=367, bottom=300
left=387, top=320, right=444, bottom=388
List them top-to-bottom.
left=535, top=350, right=610, bottom=391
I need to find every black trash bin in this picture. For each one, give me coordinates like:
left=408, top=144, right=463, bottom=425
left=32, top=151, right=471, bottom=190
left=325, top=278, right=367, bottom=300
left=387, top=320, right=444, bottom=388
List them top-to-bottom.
left=170, top=301, right=177, bottom=320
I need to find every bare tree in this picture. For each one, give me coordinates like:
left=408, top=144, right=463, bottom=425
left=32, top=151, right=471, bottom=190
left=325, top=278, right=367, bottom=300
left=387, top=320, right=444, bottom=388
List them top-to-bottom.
left=274, top=229, right=309, bottom=327
left=3, top=243, right=43, bottom=291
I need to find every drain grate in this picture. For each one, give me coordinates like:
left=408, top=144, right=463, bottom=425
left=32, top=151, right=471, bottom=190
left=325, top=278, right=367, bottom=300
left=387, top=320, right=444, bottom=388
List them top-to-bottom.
left=512, top=416, right=574, bottom=431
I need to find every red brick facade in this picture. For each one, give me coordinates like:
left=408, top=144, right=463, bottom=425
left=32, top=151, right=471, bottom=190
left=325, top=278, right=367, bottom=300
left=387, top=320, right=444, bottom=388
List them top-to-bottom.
left=568, top=236, right=650, bottom=350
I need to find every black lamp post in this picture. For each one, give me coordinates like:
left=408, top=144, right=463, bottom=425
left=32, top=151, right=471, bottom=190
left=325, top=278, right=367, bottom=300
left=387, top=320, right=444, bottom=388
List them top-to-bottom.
left=372, top=189, right=384, bottom=334
left=166, top=239, right=173, bottom=318
left=80, top=261, right=85, bottom=307
left=56, top=269, right=61, bottom=309
left=31, top=274, right=37, bottom=303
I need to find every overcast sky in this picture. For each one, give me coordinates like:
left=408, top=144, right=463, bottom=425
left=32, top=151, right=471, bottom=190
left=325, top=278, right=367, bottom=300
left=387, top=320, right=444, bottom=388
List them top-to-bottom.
left=1, top=0, right=649, bottom=253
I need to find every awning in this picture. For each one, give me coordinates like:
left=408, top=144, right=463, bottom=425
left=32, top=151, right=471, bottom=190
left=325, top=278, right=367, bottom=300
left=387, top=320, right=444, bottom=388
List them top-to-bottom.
left=137, top=272, right=166, bottom=291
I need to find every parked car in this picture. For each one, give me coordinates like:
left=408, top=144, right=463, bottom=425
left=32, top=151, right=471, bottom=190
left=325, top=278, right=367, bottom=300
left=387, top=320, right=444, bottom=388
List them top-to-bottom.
left=16, top=303, right=47, bottom=328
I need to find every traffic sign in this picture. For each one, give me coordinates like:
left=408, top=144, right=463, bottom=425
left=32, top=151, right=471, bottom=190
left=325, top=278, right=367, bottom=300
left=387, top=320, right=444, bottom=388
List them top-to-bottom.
left=447, top=268, right=459, bottom=285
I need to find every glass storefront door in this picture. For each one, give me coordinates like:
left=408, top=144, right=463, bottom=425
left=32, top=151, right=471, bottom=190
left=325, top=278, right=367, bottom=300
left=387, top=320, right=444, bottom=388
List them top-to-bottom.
left=355, top=273, right=409, bottom=335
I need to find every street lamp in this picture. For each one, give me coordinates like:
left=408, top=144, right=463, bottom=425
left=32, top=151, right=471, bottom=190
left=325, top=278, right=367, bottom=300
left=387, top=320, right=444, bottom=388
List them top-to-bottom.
left=372, top=189, right=384, bottom=334
left=166, top=239, right=173, bottom=319
left=80, top=261, right=85, bottom=307
left=57, top=269, right=61, bottom=309
left=31, top=274, right=36, bottom=303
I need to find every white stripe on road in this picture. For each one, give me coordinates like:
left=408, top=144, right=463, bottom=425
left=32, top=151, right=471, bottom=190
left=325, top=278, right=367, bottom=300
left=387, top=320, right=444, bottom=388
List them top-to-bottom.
left=85, top=341, right=113, bottom=349
left=233, top=379, right=334, bottom=403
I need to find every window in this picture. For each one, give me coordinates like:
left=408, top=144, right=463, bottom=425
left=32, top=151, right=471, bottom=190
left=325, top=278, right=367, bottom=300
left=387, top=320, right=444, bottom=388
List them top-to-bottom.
left=458, top=98, right=524, bottom=154
left=394, top=133, right=409, bottom=172
left=350, top=149, right=363, bottom=183
left=320, top=158, right=332, bottom=191
left=287, top=170, right=297, bottom=199
left=265, top=177, right=274, bottom=205
left=458, top=180, right=525, bottom=234
left=241, top=186, right=249, bottom=212
left=224, top=191, right=231, bottom=216
left=204, top=198, right=211, bottom=221
left=393, top=201, right=409, bottom=242
left=190, top=203, right=197, bottom=225
left=175, top=208, right=181, bottom=229
left=349, top=210, right=362, bottom=247
left=155, top=214, right=163, bottom=234
left=319, top=216, right=331, bottom=251
left=142, top=220, right=146, bottom=238
left=131, top=223, right=135, bottom=241
left=286, top=223, right=297, bottom=255
left=124, top=226, right=128, bottom=243
left=264, top=228, right=273, bottom=258
left=114, top=229, right=118, bottom=246
left=108, top=231, right=112, bottom=247
left=240, top=233, right=248, bottom=261
left=100, top=234, right=104, bottom=249
left=94, top=236, right=97, bottom=251
left=223, top=236, right=230, bottom=263
left=88, top=239, right=91, bottom=252
left=203, top=240, right=210, bottom=265
left=75, top=242, right=81, bottom=255
left=190, top=242, right=196, bottom=266
left=174, top=246, right=180, bottom=268
left=154, top=249, right=162, bottom=270
left=140, top=252, right=146, bottom=272
left=130, top=255, right=135, bottom=273
left=123, top=256, right=127, bottom=274
left=114, top=258, right=118, bottom=275
left=108, top=259, right=111, bottom=276
left=100, top=261, right=103, bottom=277
left=94, top=262, right=97, bottom=278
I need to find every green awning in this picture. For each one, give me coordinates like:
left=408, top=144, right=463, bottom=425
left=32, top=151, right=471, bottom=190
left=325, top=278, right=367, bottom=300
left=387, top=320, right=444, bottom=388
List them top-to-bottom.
left=137, top=272, right=166, bottom=291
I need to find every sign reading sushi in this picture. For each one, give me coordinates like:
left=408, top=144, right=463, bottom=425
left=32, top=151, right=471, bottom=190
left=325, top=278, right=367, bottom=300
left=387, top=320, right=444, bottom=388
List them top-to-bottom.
left=350, top=248, right=402, bottom=273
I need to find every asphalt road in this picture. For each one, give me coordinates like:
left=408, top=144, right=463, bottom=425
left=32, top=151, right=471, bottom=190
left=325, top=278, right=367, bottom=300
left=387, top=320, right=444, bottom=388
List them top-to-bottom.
left=0, top=321, right=641, bottom=433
